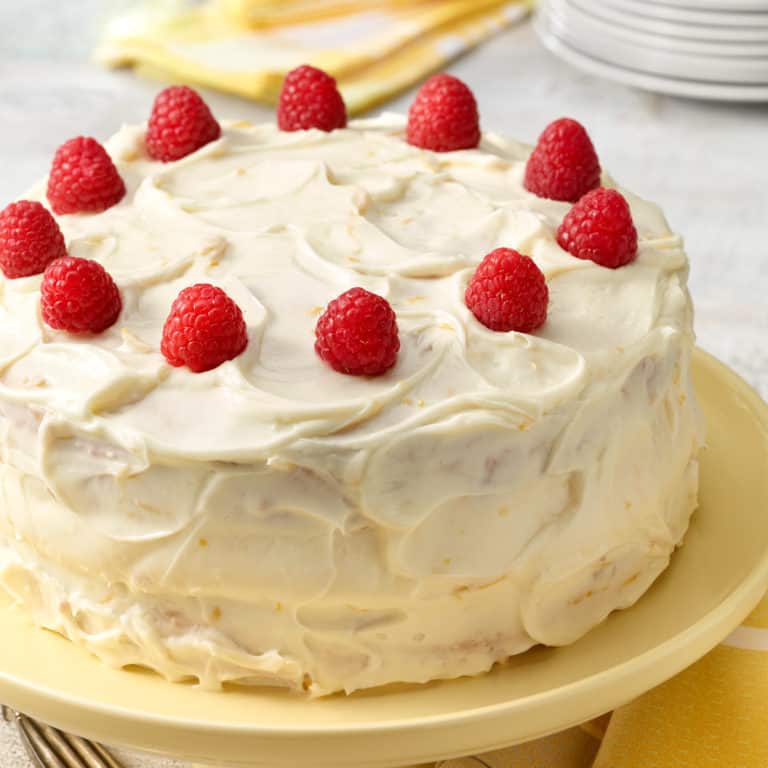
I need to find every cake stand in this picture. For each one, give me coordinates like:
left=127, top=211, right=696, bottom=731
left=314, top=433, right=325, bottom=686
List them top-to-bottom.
left=1, top=349, right=767, bottom=768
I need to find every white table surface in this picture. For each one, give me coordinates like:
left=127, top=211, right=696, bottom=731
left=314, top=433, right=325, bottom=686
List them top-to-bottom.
left=0, top=3, right=766, bottom=765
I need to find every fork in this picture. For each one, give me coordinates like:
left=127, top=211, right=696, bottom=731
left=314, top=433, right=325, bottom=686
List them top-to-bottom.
left=2, top=705, right=123, bottom=768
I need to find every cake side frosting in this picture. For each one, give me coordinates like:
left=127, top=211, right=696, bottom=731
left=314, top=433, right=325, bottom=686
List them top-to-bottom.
left=0, top=115, right=703, bottom=694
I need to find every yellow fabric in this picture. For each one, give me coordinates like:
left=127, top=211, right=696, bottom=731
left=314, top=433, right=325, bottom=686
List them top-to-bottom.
left=97, top=0, right=530, bottom=115
left=217, top=0, right=437, bottom=28
left=592, top=590, right=768, bottom=768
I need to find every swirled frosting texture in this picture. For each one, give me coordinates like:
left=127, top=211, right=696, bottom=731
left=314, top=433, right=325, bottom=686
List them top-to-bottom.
left=0, top=116, right=703, bottom=695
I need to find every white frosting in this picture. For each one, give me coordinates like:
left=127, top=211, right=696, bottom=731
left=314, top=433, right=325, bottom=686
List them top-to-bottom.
left=0, top=115, right=703, bottom=695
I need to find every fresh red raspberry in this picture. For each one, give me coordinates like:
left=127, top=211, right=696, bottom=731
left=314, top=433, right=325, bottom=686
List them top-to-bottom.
left=277, top=65, right=347, bottom=132
left=406, top=73, right=480, bottom=152
left=146, top=85, right=222, bottom=162
left=524, top=118, right=600, bottom=202
left=46, top=137, right=126, bottom=215
left=557, top=188, right=638, bottom=269
left=0, top=201, right=67, bottom=279
left=465, top=248, right=548, bottom=333
left=41, top=256, right=121, bottom=333
left=161, top=284, right=248, bottom=373
left=315, top=287, right=399, bottom=376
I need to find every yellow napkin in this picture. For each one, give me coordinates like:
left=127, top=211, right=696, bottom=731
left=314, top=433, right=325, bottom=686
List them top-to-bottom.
left=97, top=0, right=529, bottom=115
left=218, top=0, right=440, bottom=28
left=592, top=591, right=768, bottom=768
left=438, top=592, right=768, bottom=768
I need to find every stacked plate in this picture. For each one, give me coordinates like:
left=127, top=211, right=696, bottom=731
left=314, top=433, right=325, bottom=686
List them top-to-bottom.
left=535, top=0, right=768, bottom=101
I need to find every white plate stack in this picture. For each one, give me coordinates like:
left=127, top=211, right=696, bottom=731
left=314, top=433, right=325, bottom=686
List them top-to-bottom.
left=535, top=0, right=768, bottom=101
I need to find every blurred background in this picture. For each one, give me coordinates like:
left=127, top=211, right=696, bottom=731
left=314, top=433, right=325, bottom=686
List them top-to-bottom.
left=0, top=0, right=766, bottom=394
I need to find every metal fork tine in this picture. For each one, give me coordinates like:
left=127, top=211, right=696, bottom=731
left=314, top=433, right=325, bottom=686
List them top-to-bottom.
left=4, top=707, right=124, bottom=768
left=16, top=714, right=66, bottom=768
left=36, top=722, right=93, bottom=768
left=60, top=729, right=122, bottom=768
left=87, top=740, right=123, bottom=768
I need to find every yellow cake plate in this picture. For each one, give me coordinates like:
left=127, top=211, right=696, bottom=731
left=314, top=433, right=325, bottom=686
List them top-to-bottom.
left=1, top=349, right=768, bottom=768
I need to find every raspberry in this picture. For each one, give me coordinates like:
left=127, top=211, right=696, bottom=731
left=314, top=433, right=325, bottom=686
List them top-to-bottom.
left=277, top=65, right=347, bottom=132
left=406, top=73, right=480, bottom=152
left=146, top=86, right=221, bottom=162
left=524, top=118, right=600, bottom=202
left=46, top=137, right=126, bottom=216
left=557, top=188, right=638, bottom=269
left=0, top=201, right=67, bottom=279
left=465, top=248, right=548, bottom=333
left=41, top=256, right=121, bottom=333
left=161, top=284, right=248, bottom=373
left=315, top=287, right=399, bottom=376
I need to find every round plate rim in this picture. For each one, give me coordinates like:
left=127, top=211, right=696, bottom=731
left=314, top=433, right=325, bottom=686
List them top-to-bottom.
left=548, top=0, right=768, bottom=55
left=562, top=0, right=768, bottom=40
left=600, top=0, right=768, bottom=24
left=647, top=0, right=768, bottom=9
left=544, top=7, right=768, bottom=81
left=536, top=17, right=768, bottom=100
left=1, top=349, right=768, bottom=766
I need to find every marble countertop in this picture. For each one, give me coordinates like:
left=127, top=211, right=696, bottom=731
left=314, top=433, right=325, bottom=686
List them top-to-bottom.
left=0, top=2, right=766, bottom=395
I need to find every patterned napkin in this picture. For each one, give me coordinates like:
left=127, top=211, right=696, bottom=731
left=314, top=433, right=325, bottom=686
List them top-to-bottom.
left=96, top=0, right=529, bottom=115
